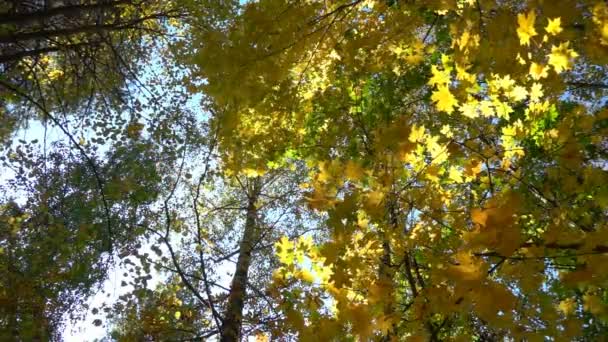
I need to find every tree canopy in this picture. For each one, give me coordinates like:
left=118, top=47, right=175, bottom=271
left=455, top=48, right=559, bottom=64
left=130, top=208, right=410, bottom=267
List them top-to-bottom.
left=1, top=0, right=608, bottom=341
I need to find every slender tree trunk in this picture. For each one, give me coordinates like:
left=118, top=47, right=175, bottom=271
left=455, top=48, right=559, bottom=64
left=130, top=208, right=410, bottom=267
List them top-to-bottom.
left=220, top=180, right=260, bottom=342
left=379, top=195, right=399, bottom=341
left=7, top=232, right=18, bottom=339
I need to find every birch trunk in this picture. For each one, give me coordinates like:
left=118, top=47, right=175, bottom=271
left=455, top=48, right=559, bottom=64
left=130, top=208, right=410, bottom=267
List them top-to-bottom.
left=220, top=180, right=260, bottom=342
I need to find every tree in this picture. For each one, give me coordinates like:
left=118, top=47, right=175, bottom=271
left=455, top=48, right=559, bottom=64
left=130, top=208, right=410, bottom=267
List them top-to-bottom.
left=0, top=0, right=182, bottom=144
left=3, top=0, right=608, bottom=340
left=177, top=0, right=608, bottom=340
left=0, top=142, right=158, bottom=340
left=110, top=146, right=316, bottom=340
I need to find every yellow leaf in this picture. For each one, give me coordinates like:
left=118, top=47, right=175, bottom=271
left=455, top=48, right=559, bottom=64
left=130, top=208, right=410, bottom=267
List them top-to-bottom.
left=593, top=3, right=608, bottom=45
left=517, top=10, right=538, bottom=46
left=545, top=17, right=563, bottom=36
left=547, top=42, right=578, bottom=73
left=328, top=49, right=341, bottom=61
left=529, top=62, right=549, bottom=80
left=455, top=63, right=476, bottom=83
left=428, top=65, right=451, bottom=86
left=48, top=69, right=64, bottom=80
left=493, top=74, right=515, bottom=91
left=529, top=83, right=544, bottom=102
left=431, top=85, right=458, bottom=113
left=508, top=85, right=528, bottom=102
left=460, top=99, right=479, bottom=119
left=492, top=99, right=513, bottom=119
left=479, top=101, right=494, bottom=117
left=408, top=124, right=425, bottom=143
left=440, top=124, right=453, bottom=138
left=426, top=135, right=448, bottom=164
left=464, top=159, right=483, bottom=179
left=344, top=160, right=364, bottom=181
left=425, top=164, right=441, bottom=183
left=449, top=166, right=464, bottom=183
left=243, top=168, right=265, bottom=178
left=365, top=190, right=384, bottom=208
left=471, top=208, right=488, bottom=227
left=298, top=235, right=313, bottom=250
left=276, top=236, right=294, bottom=265
left=449, top=251, right=484, bottom=281
left=313, top=263, right=333, bottom=283
left=297, top=269, right=315, bottom=283
left=558, top=298, right=577, bottom=316
left=348, top=305, right=373, bottom=338
left=174, top=311, right=181, bottom=320
left=377, top=315, right=396, bottom=335
left=255, top=333, right=269, bottom=342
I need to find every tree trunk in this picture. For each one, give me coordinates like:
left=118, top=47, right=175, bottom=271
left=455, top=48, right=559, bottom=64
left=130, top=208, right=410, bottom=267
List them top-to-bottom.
left=0, top=1, right=133, bottom=26
left=0, top=13, right=168, bottom=44
left=220, top=180, right=260, bottom=342
left=379, top=195, right=399, bottom=341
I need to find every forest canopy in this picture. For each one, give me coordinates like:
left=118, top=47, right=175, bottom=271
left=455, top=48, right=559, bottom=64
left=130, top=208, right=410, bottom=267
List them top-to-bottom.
left=1, top=0, right=608, bottom=341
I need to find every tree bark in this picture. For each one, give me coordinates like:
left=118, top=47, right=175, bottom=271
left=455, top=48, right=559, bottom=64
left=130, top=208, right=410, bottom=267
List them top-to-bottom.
left=0, top=0, right=133, bottom=26
left=0, top=13, right=170, bottom=44
left=0, top=41, right=95, bottom=63
left=220, top=180, right=260, bottom=342
left=379, top=195, right=399, bottom=341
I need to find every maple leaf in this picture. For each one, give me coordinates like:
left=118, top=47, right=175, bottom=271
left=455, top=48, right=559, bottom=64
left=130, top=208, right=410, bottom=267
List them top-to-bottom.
left=593, top=3, right=608, bottom=45
left=517, top=11, right=538, bottom=46
left=545, top=17, right=563, bottom=35
left=547, top=42, right=578, bottom=73
left=529, top=62, right=549, bottom=80
left=455, top=63, right=476, bottom=83
left=428, top=65, right=451, bottom=86
left=491, top=74, right=515, bottom=92
left=529, top=83, right=544, bottom=102
left=431, top=85, right=458, bottom=113
left=508, top=85, right=528, bottom=102
left=460, top=99, right=479, bottom=118
left=492, top=99, right=514, bottom=119
left=479, top=100, right=495, bottom=117
left=408, top=124, right=425, bottom=143
left=440, top=124, right=454, bottom=138
left=426, top=135, right=448, bottom=164
left=465, top=159, right=483, bottom=179
left=344, top=160, right=364, bottom=181
left=449, top=166, right=464, bottom=183
left=365, top=190, right=384, bottom=208
left=471, top=208, right=488, bottom=227
left=276, top=236, right=295, bottom=264
left=313, top=263, right=333, bottom=283
left=558, top=298, right=577, bottom=316
left=377, top=315, right=396, bottom=336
